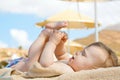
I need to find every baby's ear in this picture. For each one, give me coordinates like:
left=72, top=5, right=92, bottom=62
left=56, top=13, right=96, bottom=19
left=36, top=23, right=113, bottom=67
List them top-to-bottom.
left=105, top=58, right=113, bottom=67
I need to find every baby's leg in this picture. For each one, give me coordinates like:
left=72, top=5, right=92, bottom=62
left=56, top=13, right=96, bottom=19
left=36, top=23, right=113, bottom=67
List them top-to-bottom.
left=13, top=29, right=53, bottom=72
left=26, top=29, right=53, bottom=66
left=55, top=32, right=70, bottom=60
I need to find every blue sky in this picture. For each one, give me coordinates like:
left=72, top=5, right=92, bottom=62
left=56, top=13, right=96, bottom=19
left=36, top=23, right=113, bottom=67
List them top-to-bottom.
left=0, top=0, right=120, bottom=49
left=0, top=11, right=95, bottom=49
left=0, top=12, right=43, bottom=48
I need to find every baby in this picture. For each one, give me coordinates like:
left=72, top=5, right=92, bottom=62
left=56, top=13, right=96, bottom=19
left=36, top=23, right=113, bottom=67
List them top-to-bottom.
left=8, top=22, right=118, bottom=72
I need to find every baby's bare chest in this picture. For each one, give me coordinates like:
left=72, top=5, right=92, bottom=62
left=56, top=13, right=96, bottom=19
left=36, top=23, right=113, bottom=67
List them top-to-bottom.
left=52, top=61, right=74, bottom=73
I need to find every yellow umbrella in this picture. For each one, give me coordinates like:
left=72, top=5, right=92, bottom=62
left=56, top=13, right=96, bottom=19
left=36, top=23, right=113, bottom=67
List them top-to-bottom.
left=60, top=0, right=108, bottom=41
left=36, top=10, right=100, bottom=29
left=65, top=40, right=84, bottom=54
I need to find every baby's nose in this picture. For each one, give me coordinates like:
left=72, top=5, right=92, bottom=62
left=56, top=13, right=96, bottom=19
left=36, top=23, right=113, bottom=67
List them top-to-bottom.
left=75, top=51, right=80, bottom=56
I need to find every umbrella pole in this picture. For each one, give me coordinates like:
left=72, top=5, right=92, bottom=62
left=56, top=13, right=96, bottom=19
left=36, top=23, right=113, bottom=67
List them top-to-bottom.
left=94, top=0, right=99, bottom=42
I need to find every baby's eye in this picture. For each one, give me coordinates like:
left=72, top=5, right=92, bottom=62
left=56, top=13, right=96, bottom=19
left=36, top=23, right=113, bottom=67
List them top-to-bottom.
left=82, top=50, right=86, bottom=56
left=81, top=51, right=84, bottom=56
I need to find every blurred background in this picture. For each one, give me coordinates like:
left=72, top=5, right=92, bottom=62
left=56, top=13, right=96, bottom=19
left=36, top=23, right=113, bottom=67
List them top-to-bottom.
left=0, top=0, right=120, bottom=68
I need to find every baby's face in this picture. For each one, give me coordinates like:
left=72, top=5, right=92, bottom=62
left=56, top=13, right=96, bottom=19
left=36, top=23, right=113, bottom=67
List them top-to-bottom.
left=68, top=45, right=109, bottom=71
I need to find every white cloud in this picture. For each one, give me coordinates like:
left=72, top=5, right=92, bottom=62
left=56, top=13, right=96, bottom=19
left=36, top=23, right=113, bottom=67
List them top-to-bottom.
left=0, top=0, right=120, bottom=26
left=0, top=0, right=68, bottom=18
left=10, top=29, right=32, bottom=49
left=0, top=41, right=8, bottom=48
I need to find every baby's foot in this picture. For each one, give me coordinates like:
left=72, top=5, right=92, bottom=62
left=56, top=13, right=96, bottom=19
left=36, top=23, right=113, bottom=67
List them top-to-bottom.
left=45, top=21, right=68, bottom=30
left=41, top=28, right=53, bottom=38
left=49, top=30, right=65, bottom=45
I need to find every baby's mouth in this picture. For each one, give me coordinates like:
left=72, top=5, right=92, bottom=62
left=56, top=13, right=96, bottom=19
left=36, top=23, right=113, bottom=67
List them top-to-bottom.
left=69, top=56, right=74, bottom=61
left=71, top=56, right=74, bottom=59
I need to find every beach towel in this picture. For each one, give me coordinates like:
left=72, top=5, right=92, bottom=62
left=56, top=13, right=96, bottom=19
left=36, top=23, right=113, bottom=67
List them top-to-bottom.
left=5, top=57, right=23, bottom=68
left=0, top=61, right=120, bottom=80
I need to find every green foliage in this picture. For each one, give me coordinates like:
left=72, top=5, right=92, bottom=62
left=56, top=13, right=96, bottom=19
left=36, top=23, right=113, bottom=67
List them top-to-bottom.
left=18, top=46, right=23, bottom=50
left=0, top=61, right=8, bottom=69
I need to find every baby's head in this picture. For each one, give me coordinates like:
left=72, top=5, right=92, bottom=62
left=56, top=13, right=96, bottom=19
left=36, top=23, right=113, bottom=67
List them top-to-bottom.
left=68, top=42, right=118, bottom=71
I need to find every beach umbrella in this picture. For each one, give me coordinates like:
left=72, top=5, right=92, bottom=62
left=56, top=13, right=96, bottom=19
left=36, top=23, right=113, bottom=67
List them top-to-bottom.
left=60, top=0, right=113, bottom=42
left=36, top=9, right=100, bottom=29
left=36, top=9, right=99, bottom=53
left=36, top=9, right=95, bottom=53
left=65, top=40, right=84, bottom=54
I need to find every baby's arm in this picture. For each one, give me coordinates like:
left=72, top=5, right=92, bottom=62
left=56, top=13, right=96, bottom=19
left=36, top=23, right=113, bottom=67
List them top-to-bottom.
left=39, top=30, right=65, bottom=67
left=55, top=32, right=71, bottom=60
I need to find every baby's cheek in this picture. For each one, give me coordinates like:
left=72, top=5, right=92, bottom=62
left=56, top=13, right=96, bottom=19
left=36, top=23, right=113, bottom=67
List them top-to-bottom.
left=77, top=59, right=86, bottom=65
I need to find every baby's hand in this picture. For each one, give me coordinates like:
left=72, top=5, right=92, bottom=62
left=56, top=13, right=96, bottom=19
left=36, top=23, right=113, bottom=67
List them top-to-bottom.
left=49, top=30, right=65, bottom=45
left=55, top=32, right=68, bottom=57
left=61, top=32, right=68, bottom=43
